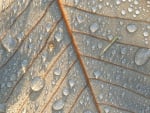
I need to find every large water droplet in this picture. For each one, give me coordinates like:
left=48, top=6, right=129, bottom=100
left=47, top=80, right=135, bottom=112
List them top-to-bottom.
left=90, top=23, right=99, bottom=33
left=126, top=24, right=137, bottom=33
left=2, top=35, right=17, bottom=52
left=134, top=48, right=150, bottom=66
left=53, top=68, right=62, bottom=76
left=93, top=70, right=101, bottom=79
left=30, top=76, right=44, bottom=91
left=52, top=98, right=64, bottom=110
left=0, top=103, right=6, bottom=113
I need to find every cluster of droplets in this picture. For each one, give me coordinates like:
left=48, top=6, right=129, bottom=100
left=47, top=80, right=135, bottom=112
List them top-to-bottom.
left=52, top=77, right=76, bottom=111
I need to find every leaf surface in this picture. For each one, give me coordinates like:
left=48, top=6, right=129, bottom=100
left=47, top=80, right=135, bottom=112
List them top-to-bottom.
left=0, top=0, right=150, bottom=113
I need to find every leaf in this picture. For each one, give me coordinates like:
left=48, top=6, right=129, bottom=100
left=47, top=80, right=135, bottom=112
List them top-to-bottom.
left=0, top=0, right=150, bottom=113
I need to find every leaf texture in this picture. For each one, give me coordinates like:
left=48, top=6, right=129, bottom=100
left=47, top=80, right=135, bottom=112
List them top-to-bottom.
left=0, top=0, right=150, bottom=113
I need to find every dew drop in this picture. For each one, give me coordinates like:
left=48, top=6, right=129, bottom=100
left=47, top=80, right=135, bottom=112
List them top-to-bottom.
left=116, top=0, right=121, bottom=5
left=128, top=7, right=133, bottom=12
left=121, top=10, right=126, bottom=15
left=135, top=10, right=140, bottom=15
left=76, top=15, right=84, bottom=24
left=46, top=23, right=51, bottom=32
left=90, top=23, right=99, bottom=33
left=126, top=24, right=137, bottom=33
left=143, top=31, right=149, bottom=37
left=55, top=32, right=63, bottom=42
left=2, top=35, right=17, bottom=52
left=120, top=47, right=127, bottom=55
left=134, top=48, right=150, bottom=66
left=53, top=68, right=62, bottom=76
left=93, top=70, right=101, bottom=79
left=30, top=76, right=44, bottom=91
left=68, top=79, right=75, bottom=88
left=62, top=88, right=69, bottom=96
left=99, top=94, right=103, bottom=100
left=52, top=98, right=64, bottom=110
left=0, top=103, right=6, bottom=113
left=104, top=107, right=110, bottom=113
left=83, top=109, right=93, bottom=113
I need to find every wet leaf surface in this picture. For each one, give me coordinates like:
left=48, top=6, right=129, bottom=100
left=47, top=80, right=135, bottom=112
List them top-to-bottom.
left=0, top=0, right=150, bottom=113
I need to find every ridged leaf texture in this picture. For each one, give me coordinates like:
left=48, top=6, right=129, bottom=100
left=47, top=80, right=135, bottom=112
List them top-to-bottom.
left=0, top=0, right=150, bottom=113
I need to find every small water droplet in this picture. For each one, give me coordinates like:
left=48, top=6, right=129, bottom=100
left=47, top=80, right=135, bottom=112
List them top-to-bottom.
left=116, top=0, right=121, bottom=5
left=128, top=7, right=133, bottom=12
left=121, top=10, right=126, bottom=15
left=135, top=10, right=140, bottom=15
left=76, top=15, right=84, bottom=24
left=46, top=23, right=51, bottom=32
left=90, top=23, right=99, bottom=33
left=126, top=24, right=137, bottom=33
left=143, top=31, right=149, bottom=37
left=55, top=32, right=63, bottom=42
left=2, top=35, right=17, bottom=52
left=120, top=47, right=127, bottom=55
left=135, top=48, right=150, bottom=66
left=53, top=68, right=62, bottom=76
left=93, top=70, right=101, bottom=79
left=30, top=76, right=44, bottom=91
left=68, top=79, right=75, bottom=88
left=62, top=88, right=69, bottom=96
left=99, top=94, right=103, bottom=100
left=52, top=98, right=64, bottom=110
left=0, top=103, right=6, bottom=113
left=104, top=107, right=110, bottom=113
left=83, top=109, right=93, bottom=113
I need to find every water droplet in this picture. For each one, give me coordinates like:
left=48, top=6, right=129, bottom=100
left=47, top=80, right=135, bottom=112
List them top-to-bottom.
left=74, top=0, right=79, bottom=5
left=116, top=0, right=121, bottom=5
left=128, top=7, right=133, bottom=12
left=121, top=10, right=126, bottom=15
left=135, top=10, right=140, bottom=15
left=76, top=15, right=84, bottom=24
left=46, top=23, right=51, bottom=32
left=90, top=23, right=99, bottom=33
left=126, top=24, right=137, bottom=33
left=143, top=31, right=149, bottom=37
left=55, top=32, right=63, bottom=42
left=2, top=35, right=17, bottom=52
left=120, top=47, right=127, bottom=55
left=135, top=48, right=150, bottom=66
left=53, top=68, right=62, bottom=76
left=93, top=70, right=101, bottom=79
left=30, top=76, right=45, bottom=91
left=68, top=79, right=75, bottom=88
left=62, top=88, right=69, bottom=96
left=99, top=94, right=103, bottom=100
left=52, top=98, right=64, bottom=110
left=0, top=103, right=6, bottom=113
left=104, top=107, right=110, bottom=113
left=83, top=109, right=93, bottom=113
